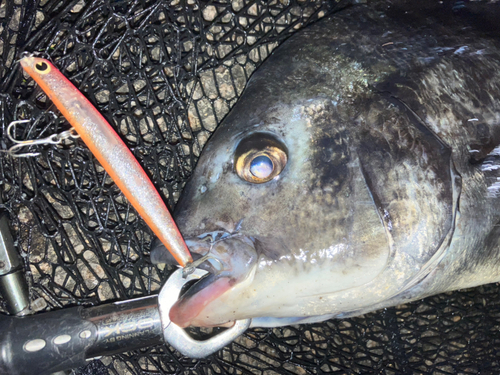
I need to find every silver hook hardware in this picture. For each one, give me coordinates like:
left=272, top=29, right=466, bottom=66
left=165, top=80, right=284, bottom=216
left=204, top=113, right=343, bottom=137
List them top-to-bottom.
left=2, top=119, right=80, bottom=158
left=182, top=253, right=224, bottom=278
left=159, top=268, right=251, bottom=358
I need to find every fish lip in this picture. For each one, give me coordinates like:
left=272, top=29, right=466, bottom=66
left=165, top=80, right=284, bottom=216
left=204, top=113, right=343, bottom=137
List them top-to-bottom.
left=150, top=228, right=249, bottom=274
left=184, top=231, right=249, bottom=274
left=182, top=232, right=258, bottom=279
left=169, top=235, right=259, bottom=327
left=169, top=271, right=235, bottom=327
left=178, top=271, right=218, bottom=301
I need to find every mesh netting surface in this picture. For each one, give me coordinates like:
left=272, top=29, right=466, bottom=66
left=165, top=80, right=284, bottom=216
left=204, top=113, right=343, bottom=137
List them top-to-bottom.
left=1, top=0, right=500, bottom=374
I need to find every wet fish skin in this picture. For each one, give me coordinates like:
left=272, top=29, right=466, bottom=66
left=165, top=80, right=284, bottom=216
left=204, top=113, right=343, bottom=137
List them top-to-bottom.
left=152, top=5, right=500, bottom=328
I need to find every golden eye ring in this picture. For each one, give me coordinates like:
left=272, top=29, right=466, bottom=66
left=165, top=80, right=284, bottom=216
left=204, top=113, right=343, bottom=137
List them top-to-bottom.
left=234, top=133, right=288, bottom=184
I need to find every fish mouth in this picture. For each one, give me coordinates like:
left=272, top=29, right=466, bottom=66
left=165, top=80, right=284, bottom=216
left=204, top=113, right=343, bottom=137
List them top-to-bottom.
left=151, top=233, right=258, bottom=327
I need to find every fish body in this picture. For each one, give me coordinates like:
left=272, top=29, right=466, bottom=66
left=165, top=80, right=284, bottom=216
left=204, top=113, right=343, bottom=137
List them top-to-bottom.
left=153, top=5, right=500, bottom=328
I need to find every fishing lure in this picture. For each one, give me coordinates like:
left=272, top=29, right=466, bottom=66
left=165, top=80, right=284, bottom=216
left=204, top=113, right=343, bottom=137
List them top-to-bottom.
left=19, top=54, right=193, bottom=267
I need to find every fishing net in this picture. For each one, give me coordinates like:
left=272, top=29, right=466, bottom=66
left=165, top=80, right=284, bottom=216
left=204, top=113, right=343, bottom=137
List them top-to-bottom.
left=1, top=0, right=500, bottom=374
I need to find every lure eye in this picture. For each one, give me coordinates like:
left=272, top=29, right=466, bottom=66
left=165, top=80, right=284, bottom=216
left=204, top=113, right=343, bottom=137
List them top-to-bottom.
left=34, top=60, right=51, bottom=74
left=234, top=133, right=287, bottom=184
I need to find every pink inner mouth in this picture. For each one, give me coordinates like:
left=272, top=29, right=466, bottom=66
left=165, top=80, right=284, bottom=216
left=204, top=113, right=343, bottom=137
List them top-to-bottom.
left=169, top=276, right=233, bottom=327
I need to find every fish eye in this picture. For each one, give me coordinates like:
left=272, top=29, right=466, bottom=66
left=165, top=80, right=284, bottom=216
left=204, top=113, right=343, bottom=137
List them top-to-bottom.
left=34, top=61, right=51, bottom=74
left=234, top=133, right=287, bottom=184
left=250, top=155, right=274, bottom=179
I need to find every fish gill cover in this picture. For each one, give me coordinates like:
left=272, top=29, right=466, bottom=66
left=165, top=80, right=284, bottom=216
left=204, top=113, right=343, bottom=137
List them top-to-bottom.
left=1, top=0, right=500, bottom=374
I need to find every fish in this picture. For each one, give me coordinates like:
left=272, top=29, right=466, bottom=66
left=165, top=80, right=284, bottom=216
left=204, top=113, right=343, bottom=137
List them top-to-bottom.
left=151, top=4, right=500, bottom=328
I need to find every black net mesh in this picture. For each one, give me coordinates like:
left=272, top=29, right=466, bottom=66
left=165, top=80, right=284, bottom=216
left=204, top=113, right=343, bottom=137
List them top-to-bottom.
left=1, top=0, right=500, bottom=374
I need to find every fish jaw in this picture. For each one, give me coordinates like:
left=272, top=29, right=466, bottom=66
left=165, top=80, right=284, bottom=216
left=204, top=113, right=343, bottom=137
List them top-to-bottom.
left=154, top=236, right=259, bottom=328
left=169, top=275, right=235, bottom=328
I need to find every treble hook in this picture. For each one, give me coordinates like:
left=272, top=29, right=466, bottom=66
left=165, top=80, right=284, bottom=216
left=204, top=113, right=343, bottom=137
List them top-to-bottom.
left=2, top=119, right=80, bottom=158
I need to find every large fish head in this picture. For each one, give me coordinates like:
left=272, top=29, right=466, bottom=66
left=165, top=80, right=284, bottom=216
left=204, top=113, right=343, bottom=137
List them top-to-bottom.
left=151, top=11, right=459, bottom=328
left=153, top=94, right=393, bottom=328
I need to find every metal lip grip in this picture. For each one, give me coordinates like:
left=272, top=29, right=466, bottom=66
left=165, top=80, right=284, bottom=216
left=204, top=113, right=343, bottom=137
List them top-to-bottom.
left=159, top=268, right=251, bottom=358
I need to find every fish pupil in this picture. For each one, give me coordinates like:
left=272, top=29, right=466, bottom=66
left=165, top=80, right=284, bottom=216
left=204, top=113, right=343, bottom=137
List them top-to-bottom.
left=36, top=62, right=48, bottom=71
left=249, top=155, right=273, bottom=179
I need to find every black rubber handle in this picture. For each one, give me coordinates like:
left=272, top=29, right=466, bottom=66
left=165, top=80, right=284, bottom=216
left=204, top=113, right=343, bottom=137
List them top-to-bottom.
left=0, top=295, right=162, bottom=375
left=0, top=306, right=97, bottom=375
